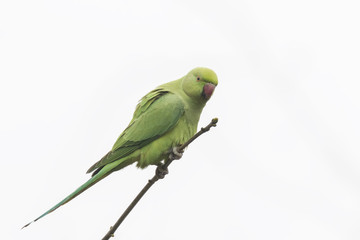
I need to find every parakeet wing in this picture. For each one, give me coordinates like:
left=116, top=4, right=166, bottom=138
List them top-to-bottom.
left=86, top=90, right=185, bottom=174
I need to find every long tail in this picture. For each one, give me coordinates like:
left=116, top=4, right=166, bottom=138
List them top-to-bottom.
left=22, top=167, right=112, bottom=229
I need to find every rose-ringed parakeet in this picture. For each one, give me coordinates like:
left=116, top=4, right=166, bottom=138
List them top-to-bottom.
left=23, top=67, right=218, bottom=228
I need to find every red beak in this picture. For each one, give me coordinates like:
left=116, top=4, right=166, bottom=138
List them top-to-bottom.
left=203, top=83, right=216, bottom=100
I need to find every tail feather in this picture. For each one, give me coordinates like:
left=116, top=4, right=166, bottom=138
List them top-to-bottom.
left=22, top=156, right=135, bottom=229
left=22, top=169, right=111, bottom=229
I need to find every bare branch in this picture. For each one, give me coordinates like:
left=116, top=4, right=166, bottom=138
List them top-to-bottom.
left=101, top=118, right=218, bottom=240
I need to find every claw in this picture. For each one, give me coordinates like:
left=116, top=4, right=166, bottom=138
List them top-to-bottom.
left=170, top=147, right=183, bottom=160
left=156, top=165, right=169, bottom=179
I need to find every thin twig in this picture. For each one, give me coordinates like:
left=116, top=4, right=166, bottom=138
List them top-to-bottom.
left=101, top=118, right=218, bottom=240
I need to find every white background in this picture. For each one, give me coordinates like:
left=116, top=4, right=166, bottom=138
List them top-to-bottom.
left=1, top=0, right=360, bottom=239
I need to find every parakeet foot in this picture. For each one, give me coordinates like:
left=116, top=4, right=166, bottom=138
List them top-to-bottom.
left=170, top=146, right=183, bottom=160
left=156, top=165, right=169, bottom=179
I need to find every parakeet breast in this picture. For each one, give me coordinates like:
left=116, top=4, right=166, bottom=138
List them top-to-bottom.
left=135, top=115, right=195, bottom=168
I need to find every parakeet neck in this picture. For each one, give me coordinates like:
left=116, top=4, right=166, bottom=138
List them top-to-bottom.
left=160, top=78, right=206, bottom=130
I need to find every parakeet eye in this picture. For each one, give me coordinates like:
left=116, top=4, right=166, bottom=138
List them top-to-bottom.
left=196, top=77, right=200, bottom=81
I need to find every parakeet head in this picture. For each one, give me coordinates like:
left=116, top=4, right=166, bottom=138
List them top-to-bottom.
left=182, top=67, right=218, bottom=102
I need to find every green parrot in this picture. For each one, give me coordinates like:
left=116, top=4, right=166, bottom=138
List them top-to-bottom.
left=23, top=67, right=218, bottom=228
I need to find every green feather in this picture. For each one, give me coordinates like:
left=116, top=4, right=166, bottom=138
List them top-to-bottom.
left=86, top=91, right=185, bottom=174
left=22, top=165, right=111, bottom=228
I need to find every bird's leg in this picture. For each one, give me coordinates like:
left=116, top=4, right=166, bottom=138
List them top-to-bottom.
left=155, top=146, right=183, bottom=179
left=169, top=146, right=183, bottom=160
left=155, top=163, right=168, bottom=179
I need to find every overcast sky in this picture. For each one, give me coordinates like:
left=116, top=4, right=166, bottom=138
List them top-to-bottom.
left=1, top=0, right=360, bottom=239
